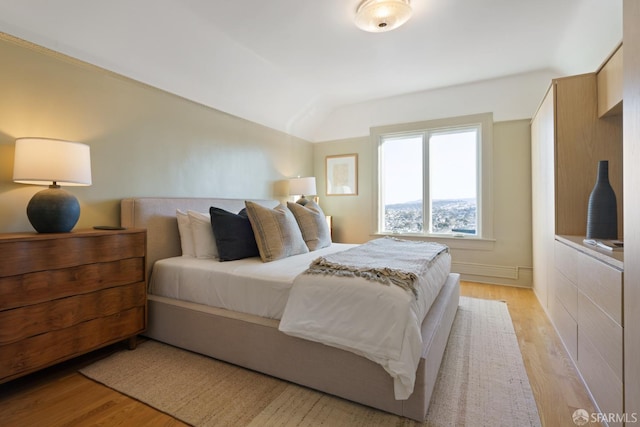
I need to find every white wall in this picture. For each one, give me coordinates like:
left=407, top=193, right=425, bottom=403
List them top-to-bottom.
left=0, top=36, right=313, bottom=233
left=313, top=70, right=556, bottom=142
left=314, top=119, right=533, bottom=287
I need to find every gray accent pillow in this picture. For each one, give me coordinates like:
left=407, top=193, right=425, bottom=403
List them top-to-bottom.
left=244, top=201, right=309, bottom=262
left=287, top=201, right=332, bottom=251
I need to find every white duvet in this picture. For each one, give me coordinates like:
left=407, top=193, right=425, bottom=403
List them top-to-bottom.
left=149, top=243, right=357, bottom=319
left=278, top=249, right=451, bottom=399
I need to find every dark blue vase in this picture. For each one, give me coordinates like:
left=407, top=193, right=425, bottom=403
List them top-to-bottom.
left=586, top=160, right=617, bottom=239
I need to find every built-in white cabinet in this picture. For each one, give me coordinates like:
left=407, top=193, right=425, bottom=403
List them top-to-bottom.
left=531, top=48, right=625, bottom=426
left=554, top=237, right=623, bottom=426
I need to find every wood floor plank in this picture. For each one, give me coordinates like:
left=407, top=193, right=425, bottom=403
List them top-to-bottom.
left=0, top=281, right=601, bottom=426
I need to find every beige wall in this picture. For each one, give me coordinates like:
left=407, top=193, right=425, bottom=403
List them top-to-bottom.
left=0, top=35, right=313, bottom=233
left=0, top=35, right=534, bottom=287
left=314, top=119, right=533, bottom=287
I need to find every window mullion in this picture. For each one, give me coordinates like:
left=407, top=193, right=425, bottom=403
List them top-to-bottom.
left=475, top=129, right=482, bottom=236
left=423, top=131, right=430, bottom=234
left=377, top=137, right=385, bottom=233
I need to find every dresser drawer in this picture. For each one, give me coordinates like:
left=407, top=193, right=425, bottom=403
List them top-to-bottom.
left=0, top=231, right=145, bottom=277
left=555, top=240, right=579, bottom=284
left=576, top=252, right=622, bottom=325
left=0, top=258, right=144, bottom=311
left=554, top=267, right=578, bottom=320
left=0, top=282, right=146, bottom=345
left=578, top=292, right=623, bottom=381
left=550, top=294, right=577, bottom=360
left=0, top=306, right=145, bottom=381
left=578, top=330, right=624, bottom=427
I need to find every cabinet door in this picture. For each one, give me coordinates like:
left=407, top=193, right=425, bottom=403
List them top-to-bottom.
left=624, top=0, right=640, bottom=416
left=597, top=45, right=623, bottom=117
left=531, top=87, right=555, bottom=308
left=577, top=253, right=623, bottom=325
left=549, top=290, right=577, bottom=360
left=578, top=292, right=623, bottom=382
left=578, top=329, right=623, bottom=427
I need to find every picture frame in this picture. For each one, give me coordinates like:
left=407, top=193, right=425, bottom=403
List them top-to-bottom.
left=326, top=154, right=358, bottom=196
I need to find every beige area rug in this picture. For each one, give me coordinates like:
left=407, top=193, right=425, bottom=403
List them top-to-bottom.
left=80, top=297, right=541, bottom=426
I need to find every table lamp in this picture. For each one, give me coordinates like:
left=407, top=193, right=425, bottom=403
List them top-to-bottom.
left=13, top=137, right=92, bottom=233
left=289, top=177, right=317, bottom=206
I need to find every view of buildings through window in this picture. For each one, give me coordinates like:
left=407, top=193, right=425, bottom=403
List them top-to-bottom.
left=380, top=127, right=478, bottom=235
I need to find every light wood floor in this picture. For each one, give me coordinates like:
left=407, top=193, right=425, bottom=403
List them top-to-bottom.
left=0, top=281, right=600, bottom=426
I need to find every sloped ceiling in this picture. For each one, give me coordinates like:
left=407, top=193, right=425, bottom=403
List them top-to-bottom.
left=0, top=0, right=622, bottom=141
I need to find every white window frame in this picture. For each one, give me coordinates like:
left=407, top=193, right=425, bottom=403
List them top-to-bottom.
left=371, top=113, right=494, bottom=249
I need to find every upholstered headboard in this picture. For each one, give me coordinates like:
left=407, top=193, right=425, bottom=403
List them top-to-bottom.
left=120, top=197, right=278, bottom=281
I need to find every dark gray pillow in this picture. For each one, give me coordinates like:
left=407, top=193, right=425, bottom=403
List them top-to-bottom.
left=209, top=207, right=259, bottom=261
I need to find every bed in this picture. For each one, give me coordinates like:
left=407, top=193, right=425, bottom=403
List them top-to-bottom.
left=121, top=197, right=460, bottom=421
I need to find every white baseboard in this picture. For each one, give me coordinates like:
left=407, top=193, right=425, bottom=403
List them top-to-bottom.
left=452, top=261, right=533, bottom=287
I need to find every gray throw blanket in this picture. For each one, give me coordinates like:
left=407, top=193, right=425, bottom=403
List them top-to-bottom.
left=304, top=237, right=449, bottom=297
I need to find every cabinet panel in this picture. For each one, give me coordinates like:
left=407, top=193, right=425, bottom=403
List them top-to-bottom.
left=624, top=0, right=640, bottom=416
left=597, top=45, right=623, bottom=118
left=531, top=87, right=555, bottom=308
left=555, top=240, right=579, bottom=284
left=577, top=253, right=623, bottom=325
left=554, top=268, right=578, bottom=320
left=578, top=292, right=623, bottom=382
left=549, top=294, right=578, bottom=360
left=578, top=330, right=624, bottom=427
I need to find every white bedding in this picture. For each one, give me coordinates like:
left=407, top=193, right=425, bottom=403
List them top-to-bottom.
left=150, top=239, right=451, bottom=400
left=149, top=243, right=357, bottom=319
left=278, top=247, right=451, bottom=400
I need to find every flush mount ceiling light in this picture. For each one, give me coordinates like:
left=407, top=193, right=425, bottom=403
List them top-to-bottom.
left=355, top=0, right=413, bottom=33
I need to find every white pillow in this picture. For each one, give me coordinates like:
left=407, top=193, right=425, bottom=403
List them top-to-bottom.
left=176, top=210, right=195, bottom=257
left=187, top=210, right=219, bottom=259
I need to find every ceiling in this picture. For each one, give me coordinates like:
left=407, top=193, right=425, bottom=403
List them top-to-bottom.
left=0, top=0, right=623, bottom=141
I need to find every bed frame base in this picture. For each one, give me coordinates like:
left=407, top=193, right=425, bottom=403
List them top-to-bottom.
left=144, top=273, right=459, bottom=421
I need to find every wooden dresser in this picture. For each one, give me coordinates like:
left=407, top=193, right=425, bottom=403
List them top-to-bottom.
left=0, top=228, right=146, bottom=383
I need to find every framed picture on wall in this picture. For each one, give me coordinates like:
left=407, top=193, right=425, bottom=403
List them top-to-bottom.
left=326, top=154, right=358, bottom=196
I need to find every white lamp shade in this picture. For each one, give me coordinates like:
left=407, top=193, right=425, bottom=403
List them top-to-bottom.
left=355, top=0, right=412, bottom=33
left=13, top=138, right=92, bottom=186
left=289, top=177, right=317, bottom=196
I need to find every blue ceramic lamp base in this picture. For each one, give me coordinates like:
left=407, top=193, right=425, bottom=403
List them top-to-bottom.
left=26, top=185, right=80, bottom=233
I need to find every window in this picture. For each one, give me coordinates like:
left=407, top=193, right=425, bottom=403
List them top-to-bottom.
left=373, top=113, right=493, bottom=239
